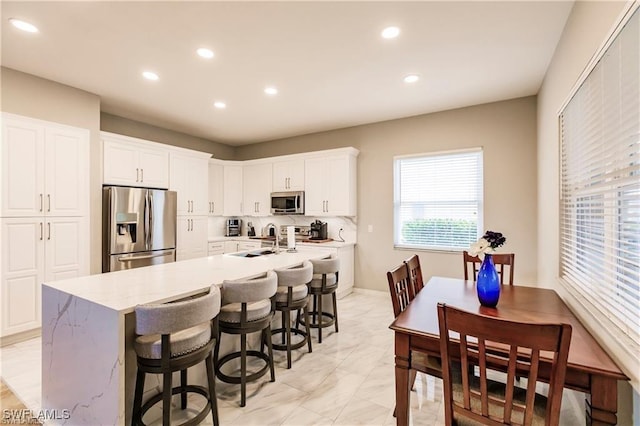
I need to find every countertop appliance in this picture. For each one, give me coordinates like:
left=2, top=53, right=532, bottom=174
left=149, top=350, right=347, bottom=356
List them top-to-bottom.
left=103, top=186, right=177, bottom=272
left=271, top=191, right=304, bottom=215
left=226, top=218, right=241, bottom=236
left=309, top=220, right=328, bottom=240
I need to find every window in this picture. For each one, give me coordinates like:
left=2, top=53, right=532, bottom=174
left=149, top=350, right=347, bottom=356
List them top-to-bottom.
left=559, top=8, right=640, bottom=353
left=393, top=149, right=483, bottom=251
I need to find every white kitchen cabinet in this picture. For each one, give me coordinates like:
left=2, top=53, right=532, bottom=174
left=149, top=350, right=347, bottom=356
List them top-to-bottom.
left=1, top=114, right=89, bottom=218
left=103, top=133, right=169, bottom=189
left=304, top=151, right=357, bottom=216
left=170, top=152, right=209, bottom=216
left=272, top=159, right=304, bottom=191
left=208, top=161, right=224, bottom=216
left=243, top=162, right=272, bottom=216
left=223, top=165, right=243, bottom=216
left=0, top=216, right=88, bottom=337
left=176, top=217, right=208, bottom=261
left=223, top=240, right=239, bottom=253
left=207, top=241, right=224, bottom=256
left=237, top=241, right=262, bottom=251
left=296, top=244, right=354, bottom=298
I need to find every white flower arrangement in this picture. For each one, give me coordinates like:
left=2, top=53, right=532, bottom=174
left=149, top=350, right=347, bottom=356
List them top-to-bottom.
left=469, top=230, right=506, bottom=260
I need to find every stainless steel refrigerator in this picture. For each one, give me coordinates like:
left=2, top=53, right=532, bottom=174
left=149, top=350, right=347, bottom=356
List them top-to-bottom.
left=103, top=186, right=177, bottom=272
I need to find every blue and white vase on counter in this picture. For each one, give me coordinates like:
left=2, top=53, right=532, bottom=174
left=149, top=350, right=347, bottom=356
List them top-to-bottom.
left=476, top=254, right=500, bottom=307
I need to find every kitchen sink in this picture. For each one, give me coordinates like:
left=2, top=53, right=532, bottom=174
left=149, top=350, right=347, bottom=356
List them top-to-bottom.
left=231, top=249, right=277, bottom=258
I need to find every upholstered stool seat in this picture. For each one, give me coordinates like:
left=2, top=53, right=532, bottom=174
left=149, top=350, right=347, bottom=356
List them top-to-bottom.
left=299, top=256, right=340, bottom=344
left=272, top=261, right=313, bottom=369
left=214, top=271, right=277, bottom=407
left=132, top=286, right=221, bottom=426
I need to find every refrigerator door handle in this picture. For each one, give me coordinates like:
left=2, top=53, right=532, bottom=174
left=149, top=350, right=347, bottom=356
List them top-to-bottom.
left=148, top=191, right=154, bottom=249
left=117, top=252, right=169, bottom=262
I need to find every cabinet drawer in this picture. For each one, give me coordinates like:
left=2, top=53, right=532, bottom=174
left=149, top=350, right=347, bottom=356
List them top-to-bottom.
left=208, top=242, right=224, bottom=255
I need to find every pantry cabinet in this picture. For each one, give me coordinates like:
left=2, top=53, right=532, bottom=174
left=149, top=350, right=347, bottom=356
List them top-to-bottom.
left=103, top=133, right=169, bottom=189
left=169, top=151, right=209, bottom=216
left=304, top=151, right=357, bottom=216
left=272, top=159, right=304, bottom=191
left=243, top=162, right=272, bottom=216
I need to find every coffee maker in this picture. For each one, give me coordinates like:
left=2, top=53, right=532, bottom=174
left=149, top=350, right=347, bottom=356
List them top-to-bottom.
left=226, top=218, right=241, bottom=236
left=309, top=220, right=328, bottom=240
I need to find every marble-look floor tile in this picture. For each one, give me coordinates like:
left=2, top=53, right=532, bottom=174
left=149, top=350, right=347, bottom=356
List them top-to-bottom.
left=300, top=368, right=367, bottom=420
left=333, top=397, right=391, bottom=426
left=281, top=405, right=333, bottom=426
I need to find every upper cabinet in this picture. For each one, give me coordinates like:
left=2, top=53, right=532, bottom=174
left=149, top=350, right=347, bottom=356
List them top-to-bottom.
left=1, top=114, right=89, bottom=218
left=103, top=133, right=169, bottom=189
left=304, top=149, right=358, bottom=216
left=169, top=151, right=209, bottom=216
left=272, top=159, right=304, bottom=191
left=208, top=161, right=224, bottom=216
left=243, top=162, right=273, bottom=216
left=223, top=165, right=243, bottom=216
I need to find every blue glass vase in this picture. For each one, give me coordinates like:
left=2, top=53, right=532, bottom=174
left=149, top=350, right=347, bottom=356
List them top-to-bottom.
left=476, top=254, right=500, bottom=307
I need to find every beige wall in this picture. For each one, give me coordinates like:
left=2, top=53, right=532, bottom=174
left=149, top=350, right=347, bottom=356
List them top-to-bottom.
left=537, top=1, right=637, bottom=422
left=1, top=67, right=103, bottom=274
left=238, top=96, right=539, bottom=292
left=101, top=113, right=235, bottom=160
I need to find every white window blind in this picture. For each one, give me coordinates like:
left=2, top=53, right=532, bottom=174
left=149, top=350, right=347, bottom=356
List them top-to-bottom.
left=560, top=8, right=640, bottom=350
left=394, top=149, right=483, bottom=251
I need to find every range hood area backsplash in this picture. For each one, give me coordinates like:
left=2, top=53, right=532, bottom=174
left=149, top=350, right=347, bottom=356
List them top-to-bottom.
left=208, top=216, right=357, bottom=243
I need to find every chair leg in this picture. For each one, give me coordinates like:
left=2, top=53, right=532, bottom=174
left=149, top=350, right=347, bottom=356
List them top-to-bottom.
left=332, top=291, right=339, bottom=333
left=318, top=293, right=323, bottom=343
left=312, top=295, right=317, bottom=325
left=303, top=305, right=312, bottom=353
left=285, top=309, right=292, bottom=369
left=281, top=310, right=286, bottom=345
left=264, top=327, right=276, bottom=382
left=213, top=333, right=221, bottom=376
left=240, top=333, right=247, bottom=407
left=205, top=353, right=219, bottom=426
left=132, top=368, right=145, bottom=425
left=181, top=369, right=187, bottom=409
left=409, top=369, right=418, bottom=391
left=163, top=370, right=172, bottom=425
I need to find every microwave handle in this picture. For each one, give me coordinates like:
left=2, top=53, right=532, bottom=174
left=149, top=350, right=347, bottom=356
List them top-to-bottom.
left=273, top=208, right=296, bottom=213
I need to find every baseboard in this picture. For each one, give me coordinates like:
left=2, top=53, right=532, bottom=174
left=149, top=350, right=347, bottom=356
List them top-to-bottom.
left=351, top=287, right=387, bottom=297
left=0, top=328, right=41, bottom=347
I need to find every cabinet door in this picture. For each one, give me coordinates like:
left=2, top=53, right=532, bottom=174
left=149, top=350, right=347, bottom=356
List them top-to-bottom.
left=1, top=117, right=45, bottom=217
left=45, top=126, right=88, bottom=217
left=103, top=139, right=140, bottom=186
left=138, top=146, right=169, bottom=189
left=170, top=155, right=190, bottom=215
left=324, top=156, right=350, bottom=216
left=304, top=158, right=326, bottom=216
left=189, top=159, right=209, bottom=216
left=272, top=160, right=304, bottom=191
left=287, top=160, right=305, bottom=191
left=272, top=161, right=290, bottom=191
left=208, top=163, right=224, bottom=216
left=243, top=163, right=272, bottom=216
left=223, top=166, right=243, bottom=216
left=44, top=217, right=89, bottom=282
left=176, top=217, right=190, bottom=261
left=189, top=217, right=208, bottom=259
left=1, top=218, right=44, bottom=336
left=208, top=241, right=224, bottom=255
left=223, top=241, right=238, bottom=253
left=237, top=241, right=261, bottom=251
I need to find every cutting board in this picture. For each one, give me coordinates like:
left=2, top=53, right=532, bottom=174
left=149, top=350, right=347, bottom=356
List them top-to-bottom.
left=301, top=238, right=334, bottom=243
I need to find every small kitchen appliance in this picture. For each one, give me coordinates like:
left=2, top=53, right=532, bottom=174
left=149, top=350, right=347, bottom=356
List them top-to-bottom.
left=270, top=191, right=305, bottom=215
left=226, top=218, right=241, bottom=237
left=309, top=220, right=328, bottom=240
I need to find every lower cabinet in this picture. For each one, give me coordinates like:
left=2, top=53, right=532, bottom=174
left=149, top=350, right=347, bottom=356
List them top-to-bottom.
left=0, top=216, right=88, bottom=337
left=176, top=216, right=207, bottom=261
left=207, top=241, right=224, bottom=256
left=223, top=241, right=239, bottom=253
left=237, top=241, right=261, bottom=252
left=296, top=244, right=354, bottom=298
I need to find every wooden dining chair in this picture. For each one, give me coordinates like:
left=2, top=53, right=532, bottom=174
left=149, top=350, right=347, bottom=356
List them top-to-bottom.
left=463, top=251, right=515, bottom=285
left=404, top=254, right=424, bottom=296
left=437, top=303, right=572, bottom=426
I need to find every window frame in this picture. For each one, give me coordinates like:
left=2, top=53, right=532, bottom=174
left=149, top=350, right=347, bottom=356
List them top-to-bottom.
left=393, top=147, right=484, bottom=252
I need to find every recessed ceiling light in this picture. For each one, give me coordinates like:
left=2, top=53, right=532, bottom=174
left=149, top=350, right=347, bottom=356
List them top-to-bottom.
left=9, top=18, right=38, bottom=33
left=381, top=26, right=400, bottom=39
left=197, top=48, right=214, bottom=59
left=142, top=71, right=159, bottom=81
left=404, top=74, right=420, bottom=84
left=264, top=86, right=278, bottom=96
left=213, top=101, right=226, bottom=109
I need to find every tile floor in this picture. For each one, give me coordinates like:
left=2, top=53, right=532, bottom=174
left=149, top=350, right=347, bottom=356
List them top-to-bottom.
left=1, top=290, right=585, bottom=425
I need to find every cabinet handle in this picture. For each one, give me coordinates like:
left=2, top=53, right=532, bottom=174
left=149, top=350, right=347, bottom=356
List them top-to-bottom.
left=136, top=168, right=139, bottom=182
left=141, top=168, right=144, bottom=182
left=40, top=194, right=43, bottom=212
left=47, top=194, right=51, bottom=212
left=190, top=200, right=193, bottom=212
left=326, top=200, right=328, bottom=212
left=212, top=202, right=214, bottom=213
left=190, top=219, right=193, bottom=231
left=40, top=222, right=43, bottom=240
left=47, top=222, right=51, bottom=240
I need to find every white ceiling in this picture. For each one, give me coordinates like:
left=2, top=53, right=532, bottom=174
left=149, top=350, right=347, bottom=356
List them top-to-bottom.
left=1, top=1, right=573, bottom=146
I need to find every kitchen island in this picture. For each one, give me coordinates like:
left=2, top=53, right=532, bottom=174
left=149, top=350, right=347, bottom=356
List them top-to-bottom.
left=41, top=249, right=331, bottom=425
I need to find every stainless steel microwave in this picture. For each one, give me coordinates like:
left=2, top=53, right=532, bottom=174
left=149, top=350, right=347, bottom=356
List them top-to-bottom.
left=270, top=191, right=305, bottom=215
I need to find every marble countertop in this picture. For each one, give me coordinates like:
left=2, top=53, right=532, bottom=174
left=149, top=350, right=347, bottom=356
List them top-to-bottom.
left=208, top=235, right=355, bottom=249
left=43, top=249, right=331, bottom=314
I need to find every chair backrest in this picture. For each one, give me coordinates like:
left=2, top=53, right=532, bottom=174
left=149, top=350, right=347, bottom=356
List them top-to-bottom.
left=463, top=251, right=515, bottom=285
left=404, top=254, right=424, bottom=295
left=274, top=260, right=313, bottom=288
left=386, top=263, right=414, bottom=317
left=222, top=271, right=277, bottom=304
left=135, top=285, right=221, bottom=335
left=437, top=304, right=572, bottom=426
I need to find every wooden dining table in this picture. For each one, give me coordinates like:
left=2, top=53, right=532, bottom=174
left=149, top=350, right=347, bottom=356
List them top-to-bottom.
left=389, top=276, right=629, bottom=426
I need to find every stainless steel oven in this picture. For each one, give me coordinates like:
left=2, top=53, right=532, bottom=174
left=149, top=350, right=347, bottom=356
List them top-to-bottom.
left=270, top=191, right=304, bottom=215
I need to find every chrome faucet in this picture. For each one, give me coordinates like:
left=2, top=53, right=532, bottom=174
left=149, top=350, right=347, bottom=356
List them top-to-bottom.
left=265, top=223, right=280, bottom=253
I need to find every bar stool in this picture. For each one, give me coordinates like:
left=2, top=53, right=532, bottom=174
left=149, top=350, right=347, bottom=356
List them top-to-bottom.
left=300, top=256, right=340, bottom=343
left=272, top=260, right=313, bottom=369
left=214, top=271, right=277, bottom=407
left=132, top=285, right=221, bottom=426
